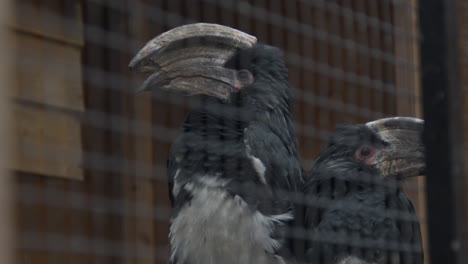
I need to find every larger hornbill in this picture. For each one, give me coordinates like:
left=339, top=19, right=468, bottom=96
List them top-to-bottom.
left=129, top=23, right=304, bottom=264
left=303, top=117, right=425, bottom=264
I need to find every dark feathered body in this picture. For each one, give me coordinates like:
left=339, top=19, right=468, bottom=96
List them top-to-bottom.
left=167, top=45, right=303, bottom=264
left=304, top=125, right=423, bottom=264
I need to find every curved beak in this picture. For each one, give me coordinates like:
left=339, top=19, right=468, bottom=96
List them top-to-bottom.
left=129, top=23, right=257, bottom=100
left=366, top=117, right=425, bottom=178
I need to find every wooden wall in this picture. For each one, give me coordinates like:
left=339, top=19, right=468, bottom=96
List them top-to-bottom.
left=1, top=0, right=14, bottom=264
left=10, top=0, right=85, bottom=180
left=393, top=0, right=429, bottom=260
left=10, top=1, right=428, bottom=264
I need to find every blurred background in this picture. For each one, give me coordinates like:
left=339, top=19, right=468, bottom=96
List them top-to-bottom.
left=0, top=0, right=467, bottom=263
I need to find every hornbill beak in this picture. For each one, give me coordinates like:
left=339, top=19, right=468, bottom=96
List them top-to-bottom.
left=129, top=23, right=257, bottom=100
left=366, top=117, right=425, bottom=178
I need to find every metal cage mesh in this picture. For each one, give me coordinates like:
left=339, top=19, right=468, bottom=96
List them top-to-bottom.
left=7, top=0, right=467, bottom=263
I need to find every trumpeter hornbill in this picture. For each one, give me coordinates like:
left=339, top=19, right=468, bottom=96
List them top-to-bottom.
left=129, top=23, right=304, bottom=264
left=303, top=117, right=426, bottom=264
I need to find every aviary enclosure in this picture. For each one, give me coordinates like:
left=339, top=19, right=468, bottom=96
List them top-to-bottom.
left=0, top=0, right=467, bottom=263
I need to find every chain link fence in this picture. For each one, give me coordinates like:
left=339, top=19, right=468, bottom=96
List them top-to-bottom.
left=4, top=0, right=467, bottom=263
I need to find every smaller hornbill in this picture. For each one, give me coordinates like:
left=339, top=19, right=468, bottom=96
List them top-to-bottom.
left=303, top=117, right=425, bottom=264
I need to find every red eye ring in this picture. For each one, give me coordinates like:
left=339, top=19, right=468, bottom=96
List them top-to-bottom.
left=355, top=145, right=375, bottom=161
left=355, top=145, right=379, bottom=166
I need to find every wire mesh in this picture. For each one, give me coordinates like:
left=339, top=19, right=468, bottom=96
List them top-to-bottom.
left=9, top=0, right=463, bottom=263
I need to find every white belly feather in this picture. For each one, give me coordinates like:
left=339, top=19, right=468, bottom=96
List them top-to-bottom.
left=169, top=178, right=291, bottom=264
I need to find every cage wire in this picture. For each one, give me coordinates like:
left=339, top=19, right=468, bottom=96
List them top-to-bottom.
left=9, top=0, right=465, bottom=263
left=463, top=1, right=468, bottom=163
left=465, top=1, right=468, bottom=162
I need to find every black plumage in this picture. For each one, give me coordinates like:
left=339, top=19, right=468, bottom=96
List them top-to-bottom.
left=130, top=23, right=425, bottom=264
left=130, top=23, right=305, bottom=264
left=166, top=45, right=303, bottom=264
left=304, top=124, right=424, bottom=264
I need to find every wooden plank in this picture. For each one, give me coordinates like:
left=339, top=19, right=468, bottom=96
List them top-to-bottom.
left=0, top=0, right=14, bottom=263
left=8, top=0, right=84, bottom=48
left=8, top=0, right=85, bottom=181
left=82, top=1, right=125, bottom=264
left=123, top=1, right=159, bottom=263
left=393, top=1, right=429, bottom=262
left=13, top=2, right=90, bottom=263
left=12, top=32, right=84, bottom=112
left=10, top=104, right=83, bottom=180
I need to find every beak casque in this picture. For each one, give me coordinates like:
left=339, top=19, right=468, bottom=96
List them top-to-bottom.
left=129, top=23, right=257, bottom=100
left=366, top=117, right=426, bottom=178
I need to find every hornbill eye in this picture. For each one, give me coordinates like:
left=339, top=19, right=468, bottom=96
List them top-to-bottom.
left=236, top=69, right=254, bottom=86
left=355, top=145, right=379, bottom=166
left=356, top=145, right=375, bottom=162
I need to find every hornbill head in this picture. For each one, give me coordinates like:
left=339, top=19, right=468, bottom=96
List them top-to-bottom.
left=128, top=23, right=258, bottom=101
left=314, top=117, right=425, bottom=180
left=365, top=117, right=425, bottom=179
